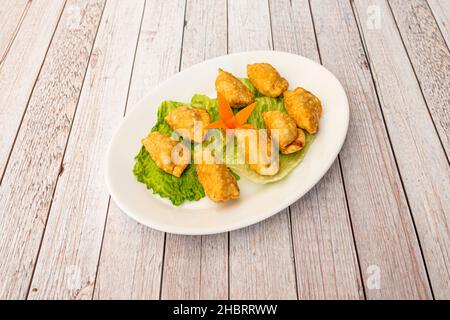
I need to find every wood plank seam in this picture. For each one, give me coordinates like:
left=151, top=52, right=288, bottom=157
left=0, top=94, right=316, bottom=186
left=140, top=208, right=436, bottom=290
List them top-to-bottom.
left=0, top=0, right=69, bottom=187
left=0, top=0, right=32, bottom=66
left=22, top=0, right=108, bottom=299
left=27, top=0, right=147, bottom=299
left=90, top=0, right=148, bottom=299
left=90, top=0, right=148, bottom=297
left=120, top=0, right=148, bottom=118
left=157, top=0, right=188, bottom=300
left=267, top=0, right=301, bottom=298
left=303, top=0, right=367, bottom=299
left=309, top=0, right=432, bottom=298
left=310, top=0, right=367, bottom=298
left=312, top=0, right=367, bottom=297
left=348, top=0, right=435, bottom=298
left=352, top=0, right=450, bottom=298
left=353, top=0, right=434, bottom=297
left=387, top=0, right=450, bottom=161
left=425, top=0, right=450, bottom=51
left=269, top=2, right=301, bottom=298
left=337, top=158, right=367, bottom=299
left=91, top=198, right=112, bottom=299
left=287, top=207, right=300, bottom=299
left=158, top=233, right=167, bottom=299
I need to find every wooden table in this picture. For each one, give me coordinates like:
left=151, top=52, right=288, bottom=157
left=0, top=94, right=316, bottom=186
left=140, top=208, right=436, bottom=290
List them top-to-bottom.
left=0, top=0, right=448, bottom=300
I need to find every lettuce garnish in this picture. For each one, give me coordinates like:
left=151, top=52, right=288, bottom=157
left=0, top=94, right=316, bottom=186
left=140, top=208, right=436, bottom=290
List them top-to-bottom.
left=133, top=78, right=315, bottom=205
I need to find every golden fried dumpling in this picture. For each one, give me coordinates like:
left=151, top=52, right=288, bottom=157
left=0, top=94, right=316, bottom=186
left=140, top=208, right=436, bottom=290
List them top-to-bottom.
left=247, top=63, right=289, bottom=97
left=215, top=68, right=254, bottom=107
left=283, top=87, right=322, bottom=134
left=165, top=106, right=210, bottom=143
left=262, top=111, right=305, bottom=154
left=235, top=128, right=280, bottom=176
left=284, top=128, right=305, bottom=154
left=142, top=132, right=189, bottom=177
left=195, top=150, right=240, bottom=202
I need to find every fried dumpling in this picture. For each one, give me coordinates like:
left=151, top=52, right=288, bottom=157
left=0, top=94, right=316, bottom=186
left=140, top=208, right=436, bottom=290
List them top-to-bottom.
left=247, top=63, right=289, bottom=97
left=215, top=68, right=254, bottom=108
left=283, top=87, right=322, bottom=134
left=165, top=106, right=210, bottom=143
left=262, top=110, right=305, bottom=154
left=235, top=128, right=280, bottom=176
left=142, top=132, right=189, bottom=177
left=195, top=150, right=240, bottom=202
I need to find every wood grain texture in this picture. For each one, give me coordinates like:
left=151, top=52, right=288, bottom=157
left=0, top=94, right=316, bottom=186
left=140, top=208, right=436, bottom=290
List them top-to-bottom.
left=0, top=0, right=104, bottom=300
left=0, top=0, right=66, bottom=179
left=0, top=0, right=30, bottom=64
left=27, top=0, right=145, bottom=299
left=95, top=0, right=186, bottom=300
left=161, top=0, right=229, bottom=300
left=227, top=0, right=297, bottom=300
left=269, top=0, right=363, bottom=299
left=310, top=0, right=432, bottom=299
left=354, top=0, right=450, bottom=301
left=389, top=0, right=450, bottom=159
left=428, top=0, right=450, bottom=47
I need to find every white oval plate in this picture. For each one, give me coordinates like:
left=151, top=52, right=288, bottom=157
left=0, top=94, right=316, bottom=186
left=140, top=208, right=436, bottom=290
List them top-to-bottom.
left=106, top=51, right=349, bottom=235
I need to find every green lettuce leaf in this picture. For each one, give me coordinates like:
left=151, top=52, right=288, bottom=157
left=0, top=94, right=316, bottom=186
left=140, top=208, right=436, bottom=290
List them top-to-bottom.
left=134, top=77, right=315, bottom=205
left=240, top=78, right=262, bottom=98
left=191, top=94, right=219, bottom=121
left=247, top=96, right=286, bottom=129
left=133, top=100, right=206, bottom=206
left=133, top=146, right=205, bottom=206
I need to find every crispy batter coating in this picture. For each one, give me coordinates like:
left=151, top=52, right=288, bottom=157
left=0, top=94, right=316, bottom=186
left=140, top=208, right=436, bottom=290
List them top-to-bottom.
left=247, top=63, right=289, bottom=97
left=215, top=68, right=254, bottom=108
left=283, top=87, right=322, bottom=134
left=165, top=106, right=210, bottom=143
left=262, top=110, right=304, bottom=154
left=283, top=128, right=306, bottom=154
left=235, top=129, right=280, bottom=176
left=142, top=132, right=189, bottom=177
left=195, top=151, right=240, bottom=202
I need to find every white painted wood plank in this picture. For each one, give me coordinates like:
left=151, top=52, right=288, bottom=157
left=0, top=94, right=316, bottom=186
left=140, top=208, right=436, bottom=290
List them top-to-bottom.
left=0, top=0, right=66, bottom=179
left=0, top=0, right=105, bottom=299
left=0, top=0, right=30, bottom=64
left=0, top=0, right=103, bottom=298
left=27, top=0, right=145, bottom=299
left=94, top=0, right=186, bottom=300
left=161, top=0, right=229, bottom=300
left=227, top=0, right=297, bottom=300
left=269, top=0, right=363, bottom=299
left=310, top=0, right=432, bottom=299
left=354, top=0, right=450, bottom=300
left=389, top=0, right=450, bottom=158
left=428, top=0, right=450, bottom=47
left=94, top=202, right=166, bottom=299
left=230, top=212, right=297, bottom=299
left=199, top=234, right=228, bottom=299
left=162, top=235, right=202, bottom=299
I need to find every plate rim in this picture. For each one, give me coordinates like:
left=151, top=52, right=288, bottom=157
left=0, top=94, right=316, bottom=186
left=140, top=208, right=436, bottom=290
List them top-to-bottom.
left=105, top=50, right=349, bottom=235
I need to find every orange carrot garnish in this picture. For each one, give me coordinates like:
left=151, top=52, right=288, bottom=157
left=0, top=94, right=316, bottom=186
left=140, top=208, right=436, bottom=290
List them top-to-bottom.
left=205, top=93, right=257, bottom=131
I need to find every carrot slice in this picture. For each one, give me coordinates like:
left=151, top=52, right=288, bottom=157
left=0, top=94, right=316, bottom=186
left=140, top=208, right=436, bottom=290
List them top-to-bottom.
left=217, top=92, right=234, bottom=123
left=235, top=102, right=257, bottom=125
left=225, top=117, right=238, bottom=129
left=205, top=120, right=226, bottom=129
